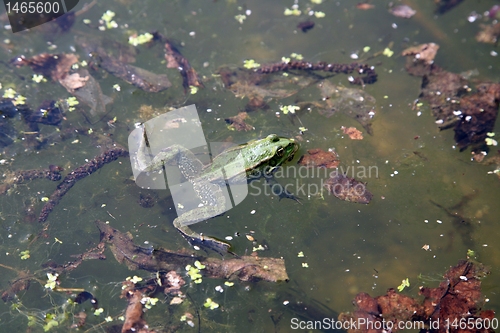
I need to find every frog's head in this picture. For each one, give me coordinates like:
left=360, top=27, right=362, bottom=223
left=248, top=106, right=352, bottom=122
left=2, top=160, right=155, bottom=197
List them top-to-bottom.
left=263, top=134, right=299, bottom=169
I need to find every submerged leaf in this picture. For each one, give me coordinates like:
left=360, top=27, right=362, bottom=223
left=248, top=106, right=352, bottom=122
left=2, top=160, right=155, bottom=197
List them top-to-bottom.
left=324, top=173, right=372, bottom=204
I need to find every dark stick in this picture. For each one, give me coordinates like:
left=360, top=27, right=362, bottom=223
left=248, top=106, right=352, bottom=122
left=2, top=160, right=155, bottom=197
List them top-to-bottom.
left=256, top=60, right=377, bottom=85
left=38, top=147, right=128, bottom=223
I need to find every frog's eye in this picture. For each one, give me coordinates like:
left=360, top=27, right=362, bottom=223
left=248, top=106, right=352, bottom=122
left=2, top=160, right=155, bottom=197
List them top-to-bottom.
left=268, top=134, right=279, bottom=142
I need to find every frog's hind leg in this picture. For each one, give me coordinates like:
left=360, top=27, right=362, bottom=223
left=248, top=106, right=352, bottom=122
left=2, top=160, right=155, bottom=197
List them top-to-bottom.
left=173, top=180, right=234, bottom=253
left=173, top=200, right=231, bottom=253
left=179, top=231, right=234, bottom=256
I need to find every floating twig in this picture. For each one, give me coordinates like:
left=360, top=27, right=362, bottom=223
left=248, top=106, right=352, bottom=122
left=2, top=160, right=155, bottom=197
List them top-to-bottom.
left=256, top=60, right=377, bottom=85
left=38, top=147, right=128, bottom=223
left=0, top=166, right=62, bottom=195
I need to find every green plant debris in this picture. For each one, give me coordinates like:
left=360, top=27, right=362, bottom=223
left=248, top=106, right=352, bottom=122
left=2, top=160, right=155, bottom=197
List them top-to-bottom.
left=311, top=0, right=323, bottom=4
left=284, top=8, right=301, bottom=16
left=101, top=10, right=118, bottom=29
left=314, top=11, right=326, bottom=18
left=234, top=14, right=246, bottom=24
left=128, top=32, right=154, bottom=46
left=363, top=46, right=371, bottom=53
left=383, top=48, right=394, bottom=57
left=290, top=52, right=303, bottom=60
left=281, top=56, right=291, bottom=63
left=243, top=59, right=260, bottom=69
left=32, top=74, right=47, bottom=83
left=189, top=85, right=198, bottom=94
left=3, top=88, right=16, bottom=99
left=14, top=94, right=26, bottom=105
left=66, top=97, right=79, bottom=112
left=280, top=105, right=299, bottom=114
left=299, top=126, right=308, bottom=132
left=485, top=137, right=498, bottom=146
left=252, top=245, right=265, bottom=251
left=467, top=249, right=476, bottom=259
left=20, top=250, right=30, bottom=260
left=297, top=251, right=304, bottom=257
left=194, top=260, right=205, bottom=270
left=186, top=263, right=203, bottom=284
left=301, top=263, right=309, bottom=268
left=44, top=273, right=58, bottom=290
left=126, top=275, right=143, bottom=284
left=397, top=278, right=410, bottom=292
left=224, top=281, right=234, bottom=287
left=141, top=297, right=159, bottom=309
left=203, top=298, right=219, bottom=310
left=93, top=307, right=104, bottom=316
left=43, top=313, right=59, bottom=332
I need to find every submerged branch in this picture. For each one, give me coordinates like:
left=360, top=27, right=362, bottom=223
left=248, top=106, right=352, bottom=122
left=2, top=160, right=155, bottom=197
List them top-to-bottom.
left=38, top=147, right=128, bottom=223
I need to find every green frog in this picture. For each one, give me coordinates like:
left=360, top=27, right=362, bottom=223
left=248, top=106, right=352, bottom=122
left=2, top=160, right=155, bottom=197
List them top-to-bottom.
left=136, top=131, right=299, bottom=253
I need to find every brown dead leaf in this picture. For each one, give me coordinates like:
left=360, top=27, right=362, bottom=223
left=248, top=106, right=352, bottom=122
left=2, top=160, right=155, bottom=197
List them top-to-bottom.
left=356, top=3, right=375, bottom=10
left=476, top=23, right=500, bottom=44
left=402, top=43, right=440, bottom=65
left=12, top=53, right=78, bottom=81
left=59, top=72, right=89, bottom=90
left=225, top=112, right=254, bottom=131
left=341, top=126, right=363, bottom=140
left=298, top=148, right=340, bottom=168
left=324, top=173, right=373, bottom=204
left=339, top=259, right=492, bottom=333
left=1, top=270, right=32, bottom=302
left=121, top=286, right=148, bottom=333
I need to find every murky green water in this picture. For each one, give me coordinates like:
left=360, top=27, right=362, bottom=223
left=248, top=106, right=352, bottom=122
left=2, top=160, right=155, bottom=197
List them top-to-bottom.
left=1, top=0, right=499, bottom=332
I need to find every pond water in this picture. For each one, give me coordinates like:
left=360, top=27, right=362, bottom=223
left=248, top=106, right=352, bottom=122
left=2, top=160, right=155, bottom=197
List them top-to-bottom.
left=0, top=0, right=499, bottom=332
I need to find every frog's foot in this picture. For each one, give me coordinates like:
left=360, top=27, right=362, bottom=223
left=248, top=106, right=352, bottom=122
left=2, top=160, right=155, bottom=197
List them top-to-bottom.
left=177, top=229, right=233, bottom=256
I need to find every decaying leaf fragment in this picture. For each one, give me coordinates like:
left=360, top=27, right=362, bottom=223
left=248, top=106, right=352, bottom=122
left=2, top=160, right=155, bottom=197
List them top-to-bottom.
left=389, top=5, right=416, bottom=18
left=476, top=23, right=500, bottom=44
left=76, top=35, right=171, bottom=93
left=402, top=43, right=440, bottom=65
left=403, top=44, right=500, bottom=152
left=11, top=52, right=113, bottom=123
left=11, top=53, right=79, bottom=81
left=218, top=65, right=306, bottom=109
left=59, top=72, right=89, bottom=90
left=299, top=80, right=376, bottom=134
left=225, top=112, right=254, bottom=131
left=341, top=126, right=363, bottom=140
left=298, top=148, right=340, bottom=168
left=324, top=173, right=373, bottom=204
left=339, top=259, right=493, bottom=333
left=1, top=270, right=33, bottom=302
left=121, top=284, right=150, bottom=333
